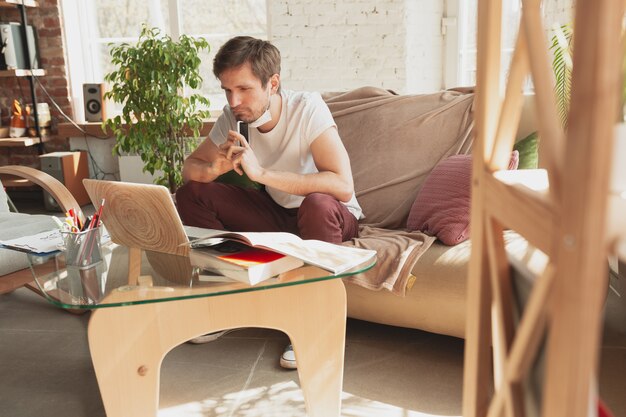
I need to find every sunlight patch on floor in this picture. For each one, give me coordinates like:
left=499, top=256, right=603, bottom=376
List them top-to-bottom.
left=159, top=381, right=461, bottom=417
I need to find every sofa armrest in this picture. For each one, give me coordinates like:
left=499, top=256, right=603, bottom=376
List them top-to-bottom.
left=0, top=165, right=80, bottom=213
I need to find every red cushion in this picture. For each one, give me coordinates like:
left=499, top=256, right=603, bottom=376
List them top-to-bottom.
left=406, top=151, right=519, bottom=245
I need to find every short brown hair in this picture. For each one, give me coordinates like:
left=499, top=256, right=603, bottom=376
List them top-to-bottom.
left=213, top=36, right=281, bottom=87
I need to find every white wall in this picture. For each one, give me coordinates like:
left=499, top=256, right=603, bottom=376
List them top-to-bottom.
left=268, top=0, right=573, bottom=95
left=270, top=0, right=445, bottom=94
left=405, top=0, right=445, bottom=92
left=543, top=0, right=574, bottom=28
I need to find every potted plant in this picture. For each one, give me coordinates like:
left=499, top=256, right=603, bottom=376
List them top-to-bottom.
left=103, top=24, right=210, bottom=193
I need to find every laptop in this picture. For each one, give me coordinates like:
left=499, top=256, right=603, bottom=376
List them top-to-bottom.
left=82, top=179, right=194, bottom=257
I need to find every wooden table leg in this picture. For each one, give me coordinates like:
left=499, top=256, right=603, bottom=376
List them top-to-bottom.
left=87, top=278, right=346, bottom=417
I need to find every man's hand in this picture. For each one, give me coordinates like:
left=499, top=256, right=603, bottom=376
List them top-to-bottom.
left=238, top=126, right=355, bottom=202
left=225, top=130, right=264, bottom=180
left=214, top=133, right=239, bottom=174
left=182, top=134, right=236, bottom=183
left=211, top=148, right=235, bottom=177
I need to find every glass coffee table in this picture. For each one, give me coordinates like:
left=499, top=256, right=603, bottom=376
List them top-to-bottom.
left=28, top=243, right=375, bottom=417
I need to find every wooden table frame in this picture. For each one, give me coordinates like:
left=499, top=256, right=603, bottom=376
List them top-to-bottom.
left=78, top=179, right=353, bottom=416
left=88, top=278, right=347, bottom=417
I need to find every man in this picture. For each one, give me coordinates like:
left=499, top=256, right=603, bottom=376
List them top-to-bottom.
left=176, top=36, right=362, bottom=369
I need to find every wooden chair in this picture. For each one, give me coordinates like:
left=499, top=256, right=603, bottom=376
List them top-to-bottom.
left=463, top=1, right=625, bottom=416
left=0, top=165, right=80, bottom=294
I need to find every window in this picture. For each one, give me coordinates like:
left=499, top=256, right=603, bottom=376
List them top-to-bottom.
left=61, top=0, right=267, bottom=120
left=447, top=0, right=537, bottom=91
left=457, top=0, right=524, bottom=87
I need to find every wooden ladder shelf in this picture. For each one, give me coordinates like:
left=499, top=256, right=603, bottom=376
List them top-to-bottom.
left=463, top=1, right=625, bottom=416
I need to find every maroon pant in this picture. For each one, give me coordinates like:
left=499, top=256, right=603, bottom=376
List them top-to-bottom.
left=176, top=181, right=359, bottom=244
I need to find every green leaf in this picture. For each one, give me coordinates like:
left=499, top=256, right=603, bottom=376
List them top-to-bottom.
left=550, top=23, right=573, bottom=129
left=104, top=25, right=210, bottom=193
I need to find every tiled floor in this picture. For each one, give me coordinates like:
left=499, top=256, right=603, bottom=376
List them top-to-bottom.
left=1, top=197, right=625, bottom=416
left=1, top=284, right=625, bottom=417
left=0, top=288, right=465, bottom=417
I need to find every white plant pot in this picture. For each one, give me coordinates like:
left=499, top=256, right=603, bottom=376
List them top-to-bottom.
left=68, top=137, right=119, bottom=179
left=118, top=155, right=163, bottom=184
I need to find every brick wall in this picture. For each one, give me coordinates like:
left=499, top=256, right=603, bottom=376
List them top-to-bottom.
left=0, top=0, right=71, bottom=169
left=270, top=0, right=444, bottom=94
left=270, top=0, right=573, bottom=94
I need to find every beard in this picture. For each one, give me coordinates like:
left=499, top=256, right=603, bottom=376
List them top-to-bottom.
left=233, top=94, right=272, bottom=123
left=235, top=110, right=263, bottom=124
left=235, top=112, right=262, bottom=123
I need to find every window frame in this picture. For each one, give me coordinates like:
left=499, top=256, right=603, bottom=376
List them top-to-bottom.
left=60, top=0, right=268, bottom=122
left=446, top=0, right=531, bottom=90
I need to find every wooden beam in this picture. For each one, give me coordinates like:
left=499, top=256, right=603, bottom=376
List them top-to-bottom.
left=463, top=0, right=502, bottom=415
left=521, top=0, right=565, bottom=199
left=542, top=0, right=625, bottom=416
left=490, top=27, right=530, bottom=171
left=483, top=172, right=555, bottom=257
left=486, top=218, right=524, bottom=417
left=487, top=264, right=554, bottom=417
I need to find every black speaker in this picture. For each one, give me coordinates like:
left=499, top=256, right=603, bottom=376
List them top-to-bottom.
left=83, top=83, right=106, bottom=122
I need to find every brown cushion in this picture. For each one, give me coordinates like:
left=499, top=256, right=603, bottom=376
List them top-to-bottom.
left=324, top=87, right=475, bottom=229
left=407, top=151, right=519, bottom=245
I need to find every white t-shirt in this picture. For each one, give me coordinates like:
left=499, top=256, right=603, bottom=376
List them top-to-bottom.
left=209, top=89, right=363, bottom=219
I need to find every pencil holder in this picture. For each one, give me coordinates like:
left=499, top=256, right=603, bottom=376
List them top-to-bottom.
left=61, top=227, right=103, bottom=268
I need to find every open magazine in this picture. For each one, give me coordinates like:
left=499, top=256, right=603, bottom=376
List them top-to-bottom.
left=185, top=229, right=376, bottom=275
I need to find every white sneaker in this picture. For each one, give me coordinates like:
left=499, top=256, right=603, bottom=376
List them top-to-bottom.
left=187, top=330, right=230, bottom=344
left=280, top=344, right=297, bottom=369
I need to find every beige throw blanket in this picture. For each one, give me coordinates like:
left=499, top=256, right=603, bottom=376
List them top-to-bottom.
left=324, top=87, right=475, bottom=295
left=342, top=226, right=436, bottom=296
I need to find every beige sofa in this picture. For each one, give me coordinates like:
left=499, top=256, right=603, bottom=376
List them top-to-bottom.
left=324, top=87, right=540, bottom=339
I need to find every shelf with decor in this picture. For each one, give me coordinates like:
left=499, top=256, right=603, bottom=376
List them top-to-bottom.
left=0, top=0, right=45, bottom=152
left=0, top=69, right=44, bottom=77
left=0, top=135, right=48, bottom=147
